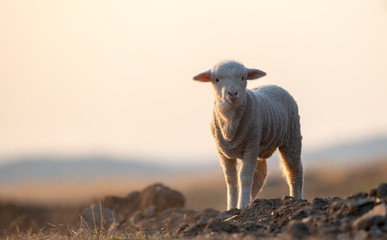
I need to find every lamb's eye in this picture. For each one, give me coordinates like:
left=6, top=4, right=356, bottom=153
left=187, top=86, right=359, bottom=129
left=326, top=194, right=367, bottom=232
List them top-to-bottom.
left=241, top=77, right=245, bottom=81
left=215, top=78, right=219, bottom=82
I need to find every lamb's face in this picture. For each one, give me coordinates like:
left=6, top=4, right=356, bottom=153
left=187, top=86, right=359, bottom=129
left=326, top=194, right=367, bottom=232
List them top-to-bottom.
left=193, top=60, right=267, bottom=106
left=210, top=62, right=248, bottom=106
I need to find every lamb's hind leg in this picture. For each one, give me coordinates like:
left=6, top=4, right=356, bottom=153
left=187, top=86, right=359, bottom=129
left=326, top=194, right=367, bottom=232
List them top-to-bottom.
left=279, top=143, right=303, bottom=199
left=251, top=158, right=267, bottom=200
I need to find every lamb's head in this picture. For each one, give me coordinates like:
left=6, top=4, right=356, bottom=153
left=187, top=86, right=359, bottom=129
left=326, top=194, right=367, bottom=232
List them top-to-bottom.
left=193, top=60, right=266, bottom=106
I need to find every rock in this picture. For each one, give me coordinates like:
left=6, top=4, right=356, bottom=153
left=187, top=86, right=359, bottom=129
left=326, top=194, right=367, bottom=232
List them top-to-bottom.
left=140, top=183, right=185, bottom=213
left=377, top=183, right=387, bottom=199
left=103, top=184, right=184, bottom=220
left=369, top=188, right=378, bottom=198
left=103, top=191, right=141, bottom=218
left=103, top=191, right=140, bottom=210
left=348, top=192, right=368, bottom=200
left=282, top=196, right=294, bottom=201
left=312, top=197, right=331, bottom=210
left=329, top=198, right=375, bottom=217
left=349, top=198, right=376, bottom=209
left=352, top=203, right=387, bottom=230
left=81, top=204, right=118, bottom=228
left=143, top=205, right=156, bottom=218
left=202, top=208, right=220, bottom=218
left=216, top=208, right=241, bottom=221
left=225, top=208, right=242, bottom=216
left=292, top=209, right=309, bottom=220
left=130, top=210, right=142, bottom=225
left=166, top=211, right=185, bottom=231
left=169, top=211, right=184, bottom=222
left=216, top=212, right=233, bottom=221
left=199, top=216, right=212, bottom=225
left=339, top=217, right=352, bottom=232
left=207, top=219, right=239, bottom=233
left=239, top=220, right=262, bottom=232
left=183, top=221, right=208, bottom=237
left=284, top=221, right=309, bottom=239
left=175, top=222, right=189, bottom=234
left=381, top=222, right=387, bottom=233
left=370, top=224, right=385, bottom=237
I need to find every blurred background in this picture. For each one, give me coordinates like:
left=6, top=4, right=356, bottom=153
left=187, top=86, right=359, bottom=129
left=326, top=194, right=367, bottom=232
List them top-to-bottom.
left=0, top=0, right=387, bottom=216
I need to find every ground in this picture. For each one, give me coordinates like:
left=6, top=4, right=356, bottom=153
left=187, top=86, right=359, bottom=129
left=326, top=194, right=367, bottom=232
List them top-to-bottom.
left=1, top=160, right=387, bottom=239
left=1, top=182, right=387, bottom=239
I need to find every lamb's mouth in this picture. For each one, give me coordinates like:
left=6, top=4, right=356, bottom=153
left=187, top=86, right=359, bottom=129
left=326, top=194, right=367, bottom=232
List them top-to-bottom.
left=225, top=96, right=240, bottom=104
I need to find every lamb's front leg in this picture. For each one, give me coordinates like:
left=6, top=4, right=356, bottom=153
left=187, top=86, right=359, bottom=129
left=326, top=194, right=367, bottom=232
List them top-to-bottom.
left=219, top=154, right=238, bottom=210
left=238, top=154, right=258, bottom=208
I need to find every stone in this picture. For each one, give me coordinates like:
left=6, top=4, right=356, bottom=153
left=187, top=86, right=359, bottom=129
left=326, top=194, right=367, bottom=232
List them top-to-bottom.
left=140, top=183, right=185, bottom=213
left=377, top=183, right=387, bottom=199
left=369, top=188, right=378, bottom=198
left=103, top=191, right=141, bottom=218
left=348, top=192, right=368, bottom=200
left=312, top=197, right=330, bottom=210
left=330, top=198, right=375, bottom=216
left=352, top=203, right=387, bottom=230
left=143, top=205, right=156, bottom=218
left=202, top=208, right=220, bottom=218
left=292, top=209, right=309, bottom=220
left=130, top=210, right=142, bottom=225
left=166, top=211, right=185, bottom=230
left=216, top=212, right=233, bottom=221
left=198, top=217, right=211, bottom=225
left=207, top=219, right=239, bottom=233
left=239, top=221, right=262, bottom=232
left=285, top=221, right=309, bottom=239
left=175, top=222, right=189, bottom=234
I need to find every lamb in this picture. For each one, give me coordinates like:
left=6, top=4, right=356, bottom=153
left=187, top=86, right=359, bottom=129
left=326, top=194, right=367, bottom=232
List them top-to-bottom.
left=193, top=60, right=303, bottom=210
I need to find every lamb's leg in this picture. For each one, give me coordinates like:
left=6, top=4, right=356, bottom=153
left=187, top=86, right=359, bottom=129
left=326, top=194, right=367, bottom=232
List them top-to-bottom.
left=279, top=144, right=303, bottom=199
left=219, top=154, right=238, bottom=210
left=238, top=155, right=258, bottom=208
left=251, top=158, right=267, bottom=200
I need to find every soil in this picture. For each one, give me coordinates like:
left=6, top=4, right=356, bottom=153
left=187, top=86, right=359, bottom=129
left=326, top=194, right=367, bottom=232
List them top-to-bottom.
left=1, top=183, right=387, bottom=239
left=88, top=183, right=387, bottom=239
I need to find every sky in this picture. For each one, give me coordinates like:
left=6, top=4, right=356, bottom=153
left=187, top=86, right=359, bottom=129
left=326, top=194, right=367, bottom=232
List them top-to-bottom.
left=1, top=0, right=387, bottom=163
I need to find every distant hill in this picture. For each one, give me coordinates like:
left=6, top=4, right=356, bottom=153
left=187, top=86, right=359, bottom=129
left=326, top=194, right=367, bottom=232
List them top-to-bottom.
left=0, top=135, right=386, bottom=185
left=302, top=135, right=387, bottom=166
left=0, top=156, right=218, bottom=186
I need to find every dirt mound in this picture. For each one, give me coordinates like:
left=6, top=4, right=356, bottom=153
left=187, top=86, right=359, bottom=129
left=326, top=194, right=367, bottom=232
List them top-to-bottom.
left=1, top=182, right=387, bottom=239
left=81, top=183, right=185, bottom=227
left=88, top=183, right=387, bottom=239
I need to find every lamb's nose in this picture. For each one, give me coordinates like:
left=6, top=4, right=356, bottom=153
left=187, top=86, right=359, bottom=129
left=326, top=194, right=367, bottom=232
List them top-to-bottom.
left=228, top=91, right=238, bottom=97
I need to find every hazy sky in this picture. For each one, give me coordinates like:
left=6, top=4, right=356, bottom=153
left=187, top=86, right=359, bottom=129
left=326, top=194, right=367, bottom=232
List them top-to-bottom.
left=1, top=0, right=387, bottom=163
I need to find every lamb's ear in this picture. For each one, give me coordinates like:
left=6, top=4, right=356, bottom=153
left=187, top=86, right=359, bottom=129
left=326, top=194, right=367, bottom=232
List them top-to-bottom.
left=247, top=68, right=266, bottom=80
left=193, top=70, right=211, bottom=82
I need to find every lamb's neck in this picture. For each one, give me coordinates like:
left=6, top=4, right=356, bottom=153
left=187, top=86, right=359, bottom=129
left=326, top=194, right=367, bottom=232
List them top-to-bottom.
left=214, top=97, right=247, bottom=141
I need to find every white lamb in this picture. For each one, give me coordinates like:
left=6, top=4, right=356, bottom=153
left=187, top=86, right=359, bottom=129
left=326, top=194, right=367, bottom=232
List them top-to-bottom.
left=193, top=60, right=303, bottom=210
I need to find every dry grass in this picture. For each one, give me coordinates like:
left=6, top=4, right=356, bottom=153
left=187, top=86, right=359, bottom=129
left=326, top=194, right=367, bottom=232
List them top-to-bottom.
left=3, top=206, right=176, bottom=240
left=4, top=225, right=165, bottom=240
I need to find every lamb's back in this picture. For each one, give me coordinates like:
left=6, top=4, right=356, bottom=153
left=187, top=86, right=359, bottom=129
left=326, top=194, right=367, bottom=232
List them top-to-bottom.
left=248, top=85, right=300, bottom=157
left=251, top=85, right=297, bottom=110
